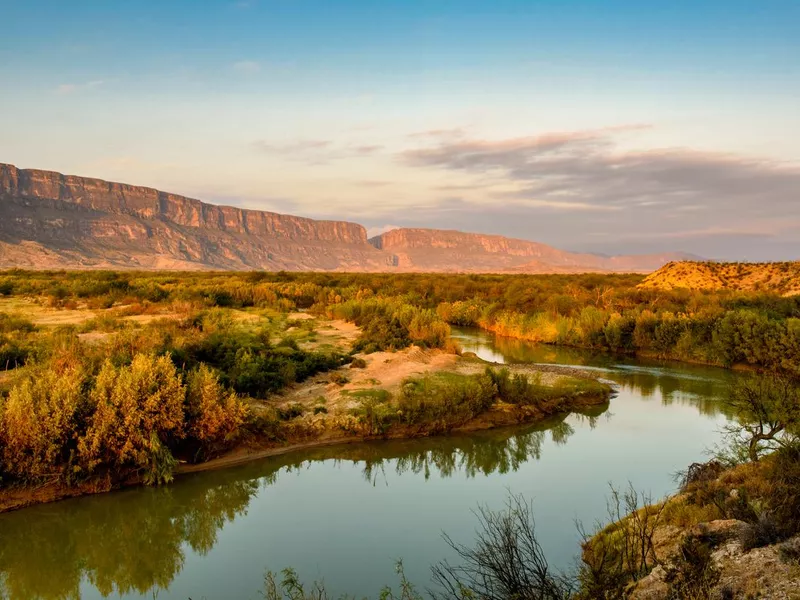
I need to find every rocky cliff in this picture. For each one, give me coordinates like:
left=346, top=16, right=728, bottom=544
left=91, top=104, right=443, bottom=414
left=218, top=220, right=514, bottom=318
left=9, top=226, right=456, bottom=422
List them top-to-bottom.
left=0, top=163, right=690, bottom=273
left=0, top=163, right=390, bottom=270
left=369, top=228, right=692, bottom=273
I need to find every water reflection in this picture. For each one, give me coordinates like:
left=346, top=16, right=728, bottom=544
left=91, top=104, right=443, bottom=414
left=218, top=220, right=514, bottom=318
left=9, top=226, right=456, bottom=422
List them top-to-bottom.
left=454, top=328, right=736, bottom=418
left=0, top=331, right=735, bottom=600
left=0, top=406, right=608, bottom=600
left=0, top=477, right=260, bottom=599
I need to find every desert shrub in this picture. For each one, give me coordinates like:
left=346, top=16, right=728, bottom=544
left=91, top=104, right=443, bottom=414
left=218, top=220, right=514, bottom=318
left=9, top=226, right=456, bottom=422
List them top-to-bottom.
left=0, top=313, right=36, bottom=334
left=352, top=314, right=410, bottom=353
left=603, top=314, right=636, bottom=352
left=185, top=327, right=342, bottom=398
left=0, top=337, right=32, bottom=369
left=79, top=354, right=186, bottom=485
left=349, top=357, right=367, bottom=369
left=184, top=365, right=248, bottom=457
left=0, top=366, right=87, bottom=482
left=485, top=367, right=608, bottom=407
left=329, top=372, right=349, bottom=386
left=397, top=372, right=496, bottom=429
left=277, top=404, right=304, bottom=421
left=313, top=406, right=327, bottom=415
left=244, top=409, right=283, bottom=441
left=765, top=445, right=800, bottom=537
left=578, top=486, right=666, bottom=599
left=431, top=495, right=573, bottom=600
left=739, top=513, right=781, bottom=551
left=663, top=533, right=719, bottom=599
left=777, top=537, right=800, bottom=565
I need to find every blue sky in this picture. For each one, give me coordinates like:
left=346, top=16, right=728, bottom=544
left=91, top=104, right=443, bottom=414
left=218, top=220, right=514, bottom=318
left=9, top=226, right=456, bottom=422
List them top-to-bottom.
left=1, top=0, right=799, bottom=260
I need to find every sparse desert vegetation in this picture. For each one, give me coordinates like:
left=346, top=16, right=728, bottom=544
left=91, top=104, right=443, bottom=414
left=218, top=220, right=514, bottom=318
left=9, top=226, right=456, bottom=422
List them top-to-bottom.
left=641, top=260, right=800, bottom=296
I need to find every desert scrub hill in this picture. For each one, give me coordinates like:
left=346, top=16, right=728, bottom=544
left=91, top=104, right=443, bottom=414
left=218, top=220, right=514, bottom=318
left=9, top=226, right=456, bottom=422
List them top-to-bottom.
left=640, top=261, right=800, bottom=296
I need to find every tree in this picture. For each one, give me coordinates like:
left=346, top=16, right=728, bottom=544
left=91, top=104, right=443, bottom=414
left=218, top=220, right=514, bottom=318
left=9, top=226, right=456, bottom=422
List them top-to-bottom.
left=720, top=373, right=800, bottom=463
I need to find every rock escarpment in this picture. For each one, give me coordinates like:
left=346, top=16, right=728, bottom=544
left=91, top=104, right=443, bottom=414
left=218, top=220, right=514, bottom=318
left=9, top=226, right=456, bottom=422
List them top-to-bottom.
left=0, top=163, right=691, bottom=272
left=0, top=163, right=390, bottom=270
left=369, top=228, right=692, bottom=273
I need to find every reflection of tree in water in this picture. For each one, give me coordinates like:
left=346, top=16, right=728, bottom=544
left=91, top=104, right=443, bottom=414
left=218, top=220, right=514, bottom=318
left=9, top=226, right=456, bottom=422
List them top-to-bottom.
left=465, top=329, right=738, bottom=418
left=0, top=399, right=610, bottom=600
left=324, top=406, right=606, bottom=484
left=0, top=474, right=260, bottom=600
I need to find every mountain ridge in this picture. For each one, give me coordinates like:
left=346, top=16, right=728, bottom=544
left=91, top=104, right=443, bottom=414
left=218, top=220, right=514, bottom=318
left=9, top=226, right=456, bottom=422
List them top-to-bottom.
left=0, top=163, right=693, bottom=273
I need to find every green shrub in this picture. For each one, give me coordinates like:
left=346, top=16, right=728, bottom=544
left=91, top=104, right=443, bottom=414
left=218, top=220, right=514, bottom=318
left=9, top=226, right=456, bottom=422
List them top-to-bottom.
left=397, top=372, right=496, bottom=429
left=277, top=404, right=304, bottom=420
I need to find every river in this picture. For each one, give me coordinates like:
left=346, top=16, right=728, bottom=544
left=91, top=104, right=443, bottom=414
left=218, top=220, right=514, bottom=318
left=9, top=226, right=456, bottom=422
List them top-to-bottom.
left=0, top=328, right=739, bottom=599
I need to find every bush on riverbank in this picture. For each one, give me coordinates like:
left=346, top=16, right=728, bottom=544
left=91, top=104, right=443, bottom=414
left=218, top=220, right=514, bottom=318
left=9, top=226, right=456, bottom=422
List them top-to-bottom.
left=347, top=368, right=611, bottom=436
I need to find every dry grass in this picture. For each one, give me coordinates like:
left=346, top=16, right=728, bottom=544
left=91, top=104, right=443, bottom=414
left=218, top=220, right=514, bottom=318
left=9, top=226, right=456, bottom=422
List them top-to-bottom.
left=640, top=261, right=800, bottom=296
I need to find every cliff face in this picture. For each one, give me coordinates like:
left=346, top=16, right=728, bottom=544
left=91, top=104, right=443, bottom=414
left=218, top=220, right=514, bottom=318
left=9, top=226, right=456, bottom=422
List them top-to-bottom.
left=0, top=163, right=689, bottom=273
left=0, top=163, right=388, bottom=271
left=0, top=164, right=367, bottom=243
left=369, top=228, right=691, bottom=273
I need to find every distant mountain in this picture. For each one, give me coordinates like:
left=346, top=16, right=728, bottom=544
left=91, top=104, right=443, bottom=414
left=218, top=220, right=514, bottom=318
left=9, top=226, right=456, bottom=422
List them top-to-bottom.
left=0, top=163, right=693, bottom=273
left=368, top=228, right=695, bottom=273
left=640, top=261, right=800, bottom=295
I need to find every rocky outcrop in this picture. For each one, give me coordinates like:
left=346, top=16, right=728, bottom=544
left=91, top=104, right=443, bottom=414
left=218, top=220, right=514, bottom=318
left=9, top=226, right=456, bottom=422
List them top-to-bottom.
left=0, top=163, right=691, bottom=272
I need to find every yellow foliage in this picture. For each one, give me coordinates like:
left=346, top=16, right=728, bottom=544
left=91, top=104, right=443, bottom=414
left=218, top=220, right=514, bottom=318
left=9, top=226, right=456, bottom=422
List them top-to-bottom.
left=79, top=354, right=185, bottom=478
left=186, top=365, right=248, bottom=447
left=0, top=367, right=86, bottom=479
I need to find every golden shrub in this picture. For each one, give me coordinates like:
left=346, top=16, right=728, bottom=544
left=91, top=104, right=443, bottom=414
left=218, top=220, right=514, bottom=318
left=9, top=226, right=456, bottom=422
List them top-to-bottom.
left=79, top=354, right=185, bottom=482
left=185, top=365, right=248, bottom=447
left=0, top=366, right=86, bottom=480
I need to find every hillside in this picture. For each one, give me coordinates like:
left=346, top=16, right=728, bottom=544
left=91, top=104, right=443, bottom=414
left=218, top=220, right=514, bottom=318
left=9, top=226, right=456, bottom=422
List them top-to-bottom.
left=1, top=163, right=688, bottom=273
left=640, top=261, right=800, bottom=295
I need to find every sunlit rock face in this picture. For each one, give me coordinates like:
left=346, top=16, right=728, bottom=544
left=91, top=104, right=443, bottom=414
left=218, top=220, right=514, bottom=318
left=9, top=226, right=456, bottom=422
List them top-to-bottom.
left=0, top=163, right=688, bottom=272
left=0, top=163, right=390, bottom=270
left=369, top=227, right=692, bottom=273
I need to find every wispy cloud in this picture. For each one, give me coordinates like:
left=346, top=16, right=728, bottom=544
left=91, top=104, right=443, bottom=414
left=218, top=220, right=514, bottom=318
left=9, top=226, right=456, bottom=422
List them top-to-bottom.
left=55, top=80, right=104, bottom=95
left=402, top=126, right=800, bottom=217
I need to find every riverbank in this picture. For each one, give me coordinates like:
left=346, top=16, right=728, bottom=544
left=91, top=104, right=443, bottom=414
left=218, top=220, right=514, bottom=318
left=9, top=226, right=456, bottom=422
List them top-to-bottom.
left=0, top=345, right=613, bottom=514
left=581, top=455, right=800, bottom=599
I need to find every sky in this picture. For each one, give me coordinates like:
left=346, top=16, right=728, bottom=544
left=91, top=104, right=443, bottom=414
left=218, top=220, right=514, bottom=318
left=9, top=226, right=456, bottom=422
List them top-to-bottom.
left=1, top=0, right=799, bottom=261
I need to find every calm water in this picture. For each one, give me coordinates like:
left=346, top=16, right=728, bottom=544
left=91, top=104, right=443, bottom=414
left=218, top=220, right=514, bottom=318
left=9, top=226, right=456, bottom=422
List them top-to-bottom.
left=0, top=330, right=738, bottom=599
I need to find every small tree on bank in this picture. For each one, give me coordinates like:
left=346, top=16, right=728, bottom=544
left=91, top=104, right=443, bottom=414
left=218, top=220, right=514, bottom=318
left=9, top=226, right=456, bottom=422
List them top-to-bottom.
left=720, top=373, right=800, bottom=463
